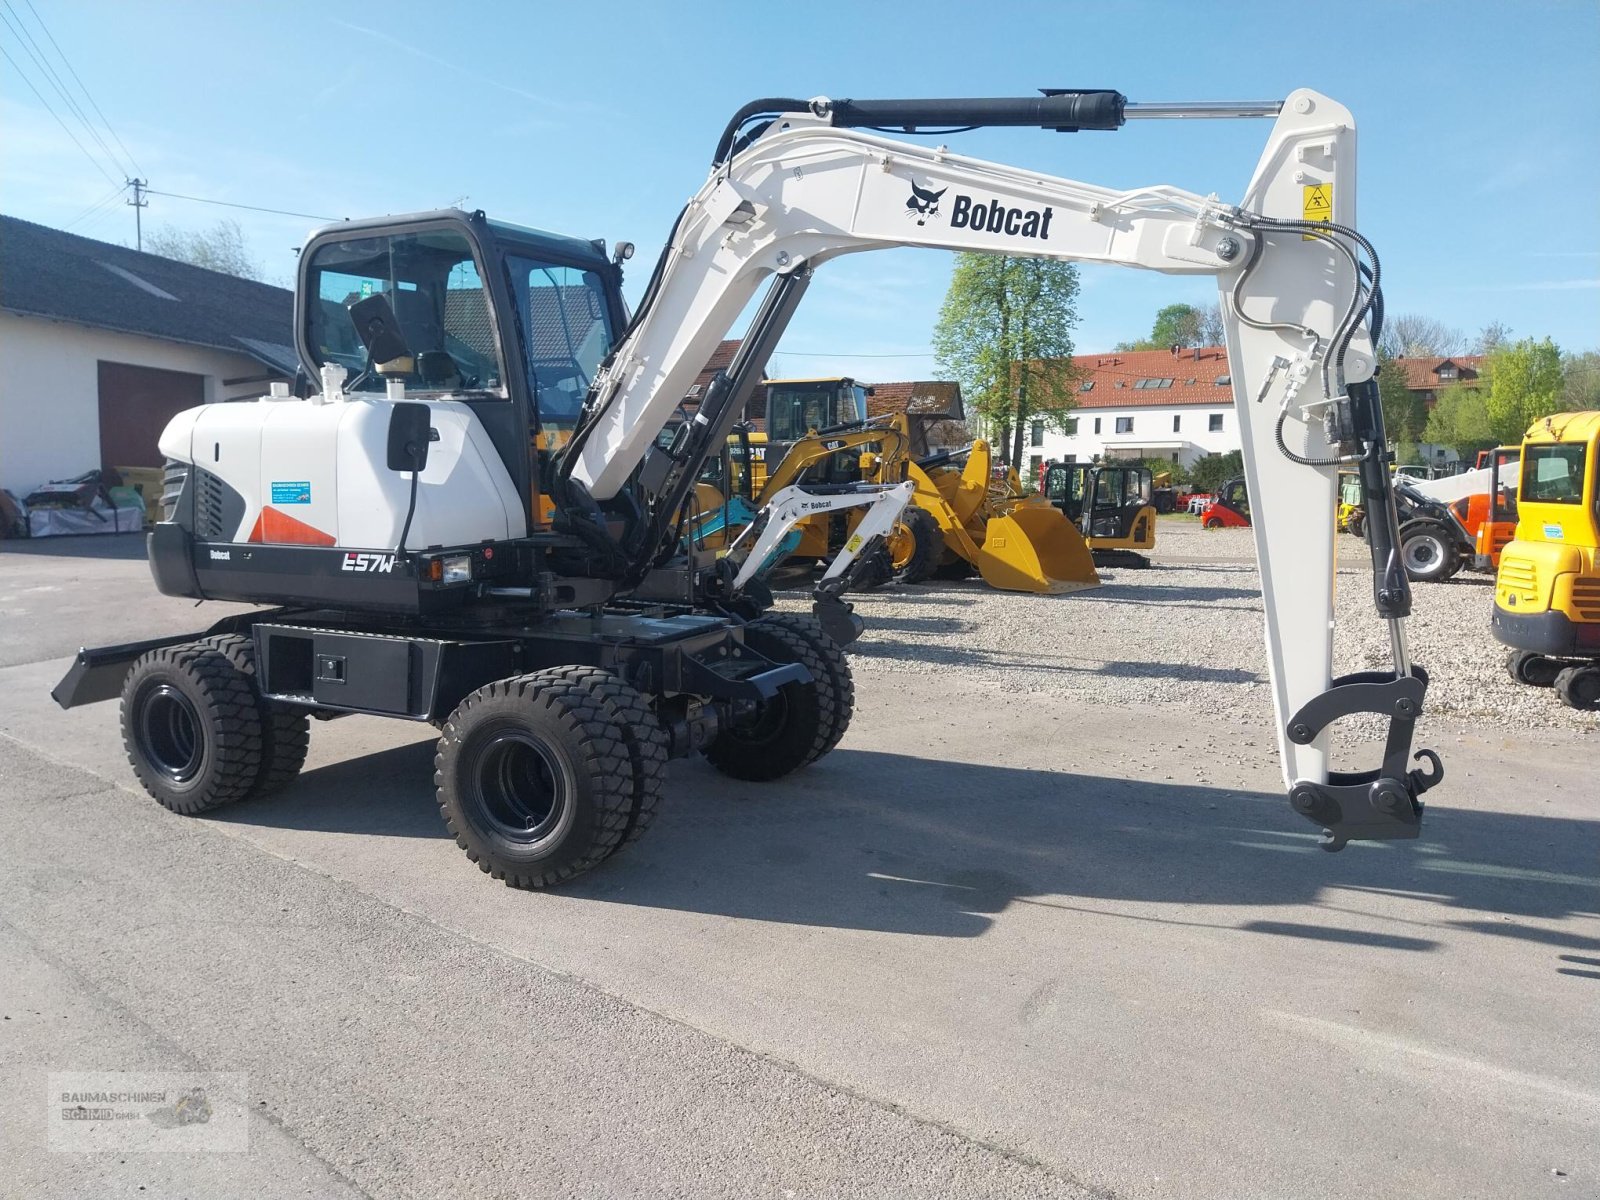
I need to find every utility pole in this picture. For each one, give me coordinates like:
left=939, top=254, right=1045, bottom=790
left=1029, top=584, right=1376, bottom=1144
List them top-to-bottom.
left=126, top=178, right=148, bottom=251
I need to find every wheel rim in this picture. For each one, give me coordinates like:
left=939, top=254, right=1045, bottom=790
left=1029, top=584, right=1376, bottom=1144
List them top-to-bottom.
left=886, top=522, right=916, bottom=570
left=1403, top=536, right=1442, bottom=573
left=136, top=683, right=204, bottom=784
left=728, top=689, right=791, bottom=746
left=469, top=730, right=574, bottom=845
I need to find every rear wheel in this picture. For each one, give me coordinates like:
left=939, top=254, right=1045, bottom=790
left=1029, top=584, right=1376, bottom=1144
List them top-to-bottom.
left=886, top=506, right=944, bottom=584
left=1203, top=516, right=1224, bottom=530
left=1400, top=520, right=1462, bottom=582
left=705, top=614, right=854, bottom=780
left=201, top=633, right=309, bottom=797
left=120, top=643, right=266, bottom=814
left=1506, top=650, right=1563, bottom=688
left=1555, top=664, right=1600, bottom=711
left=435, top=670, right=636, bottom=888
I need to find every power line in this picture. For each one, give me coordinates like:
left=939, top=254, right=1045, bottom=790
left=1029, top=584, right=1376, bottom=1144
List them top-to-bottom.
left=0, top=0, right=130, bottom=179
left=16, top=0, right=144, bottom=178
left=0, top=41, right=120, bottom=186
left=64, top=179, right=128, bottom=229
left=144, top=188, right=337, bottom=222
left=776, top=349, right=935, bottom=358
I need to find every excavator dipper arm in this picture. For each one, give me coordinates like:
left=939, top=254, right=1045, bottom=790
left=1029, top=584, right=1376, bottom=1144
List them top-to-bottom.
left=558, top=89, right=1441, bottom=849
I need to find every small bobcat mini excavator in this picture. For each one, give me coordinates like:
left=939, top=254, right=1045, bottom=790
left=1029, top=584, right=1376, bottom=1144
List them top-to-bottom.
left=53, top=87, right=1442, bottom=885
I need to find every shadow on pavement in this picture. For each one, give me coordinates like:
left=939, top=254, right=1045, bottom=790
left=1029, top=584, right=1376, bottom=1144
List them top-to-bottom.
left=0, top=532, right=148, bottom=560
left=850, top=639, right=1263, bottom=684
left=218, top=741, right=1600, bottom=948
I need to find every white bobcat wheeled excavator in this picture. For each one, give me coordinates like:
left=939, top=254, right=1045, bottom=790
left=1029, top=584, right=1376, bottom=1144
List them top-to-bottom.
left=53, top=87, right=1441, bottom=886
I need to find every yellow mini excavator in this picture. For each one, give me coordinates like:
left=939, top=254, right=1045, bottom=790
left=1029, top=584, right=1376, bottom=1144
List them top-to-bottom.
left=1493, top=411, right=1600, bottom=709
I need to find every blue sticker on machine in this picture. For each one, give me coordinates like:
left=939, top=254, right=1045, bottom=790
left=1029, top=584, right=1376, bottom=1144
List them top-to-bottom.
left=271, top=481, right=312, bottom=505
left=1543, top=523, right=1563, bottom=539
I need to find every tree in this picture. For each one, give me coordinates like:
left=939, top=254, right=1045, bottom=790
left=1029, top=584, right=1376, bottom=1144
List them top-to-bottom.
left=144, top=219, right=261, bottom=280
left=932, top=253, right=1082, bottom=468
left=1113, top=301, right=1208, bottom=351
left=1195, top=302, right=1226, bottom=347
left=1379, top=313, right=1463, bottom=358
left=1472, top=321, right=1513, bottom=355
left=1484, top=337, right=1564, bottom=443
left=1375, top=350, right=1427, bottom=448
left=1562, top=350, right=1600, bottom=411
left=1422, top=386, right=1496, bottom=459
left=1190, top=450, right=1242, bottom=494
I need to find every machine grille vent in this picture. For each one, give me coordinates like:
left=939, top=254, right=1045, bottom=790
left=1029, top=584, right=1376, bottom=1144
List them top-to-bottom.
left=195, top=468, right=226, bottom=539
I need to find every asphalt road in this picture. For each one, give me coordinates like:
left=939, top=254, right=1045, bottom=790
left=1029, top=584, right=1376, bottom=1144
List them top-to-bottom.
left=2, top=534, right=1597, bottom=1199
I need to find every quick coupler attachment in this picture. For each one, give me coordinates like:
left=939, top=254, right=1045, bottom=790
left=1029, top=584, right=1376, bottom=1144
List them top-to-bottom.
left=1284, top=667, right=1444, bottom=852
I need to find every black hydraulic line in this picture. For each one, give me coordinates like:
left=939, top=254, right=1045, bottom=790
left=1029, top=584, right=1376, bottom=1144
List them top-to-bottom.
left=623, top=268, right=814, bottom=586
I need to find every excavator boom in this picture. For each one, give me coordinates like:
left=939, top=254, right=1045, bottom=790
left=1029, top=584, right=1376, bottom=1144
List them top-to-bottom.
left=556, top=89, right=1441, bottom=849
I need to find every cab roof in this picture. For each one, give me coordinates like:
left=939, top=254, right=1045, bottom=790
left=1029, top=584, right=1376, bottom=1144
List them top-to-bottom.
left=1524, top=410, right=1600, bottom=445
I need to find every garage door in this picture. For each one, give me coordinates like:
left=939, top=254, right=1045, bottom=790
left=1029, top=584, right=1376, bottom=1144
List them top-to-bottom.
left=97, top=361, right=205, bottom=469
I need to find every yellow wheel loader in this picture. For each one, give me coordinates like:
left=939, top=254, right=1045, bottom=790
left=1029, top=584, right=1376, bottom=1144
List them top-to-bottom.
left=1492, top=411, right=1600, bottom=710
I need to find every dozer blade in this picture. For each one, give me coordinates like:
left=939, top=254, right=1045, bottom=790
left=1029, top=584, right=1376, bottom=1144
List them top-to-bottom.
left=975, top=502, right=1100, bottom=594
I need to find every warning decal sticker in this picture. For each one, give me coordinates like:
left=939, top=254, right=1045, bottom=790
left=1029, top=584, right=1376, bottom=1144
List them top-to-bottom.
left=1302, top=182, right=1332, bottom=238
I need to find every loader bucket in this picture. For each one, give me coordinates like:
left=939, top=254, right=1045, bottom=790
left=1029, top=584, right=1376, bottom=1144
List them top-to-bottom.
left=975, top=502, right=1100, bottom=594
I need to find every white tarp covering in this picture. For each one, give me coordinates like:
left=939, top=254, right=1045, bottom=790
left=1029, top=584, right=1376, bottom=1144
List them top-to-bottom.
left=27, top=500, right=142, bottom=537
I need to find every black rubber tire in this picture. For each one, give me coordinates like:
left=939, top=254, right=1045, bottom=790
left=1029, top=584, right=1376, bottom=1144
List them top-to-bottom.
left=891, top=507, right=945, bottom=584
left=1348, top=511, right=1366, bottom=539
left=1203, top=517, right=1224, bottom=530
left=1400, top=520, right=1462, bottom=583
left=933, top=553, right=978, bottom=580
left=766, top=612, right=854, bottom=760
left=705, top=613, right=853, bottom=780
left=200, top=633, right=310, bottom=798
left=120, top=642, right=267, bottom=814
left=1506, top=650, right=1563, bottom=688
left=541, top=665, right=669, bottom=853
left=1555, top=665, right=1600, bottom=711
left=435, top=670, right=638, bottom=889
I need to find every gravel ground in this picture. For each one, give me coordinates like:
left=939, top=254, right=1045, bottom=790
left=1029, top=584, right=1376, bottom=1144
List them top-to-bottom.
left=775, top=518, right=1599, bottom=738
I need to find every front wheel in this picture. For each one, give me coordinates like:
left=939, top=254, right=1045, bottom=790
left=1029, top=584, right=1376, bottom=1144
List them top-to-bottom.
left=887, top=506, right=945, bottom=584
left=1203, top=516, right=1223, bottom=530
left=1400, top=520, right=1461, bottom=582
left=705, top=614, right=854, bottom=781
left=435, top=671, right=637, bottom=889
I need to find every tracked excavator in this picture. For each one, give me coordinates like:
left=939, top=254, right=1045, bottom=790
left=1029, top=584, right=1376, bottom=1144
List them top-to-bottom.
left=52, top=87, right=1441, bottom=885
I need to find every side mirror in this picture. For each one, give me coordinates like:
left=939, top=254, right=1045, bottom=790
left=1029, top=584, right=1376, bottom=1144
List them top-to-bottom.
left=348, top=293, right=413, bottom=371
left=386, top=402, right=432, bottom=473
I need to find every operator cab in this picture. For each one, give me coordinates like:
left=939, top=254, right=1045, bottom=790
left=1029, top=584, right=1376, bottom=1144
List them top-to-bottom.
left=296, top=210, right=627, bottom=519
left=761, top=378, right=871, bottom=485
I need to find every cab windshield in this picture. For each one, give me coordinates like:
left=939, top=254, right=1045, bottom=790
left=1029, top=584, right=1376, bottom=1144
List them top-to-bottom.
left=305, top=229, right=503, bottom=394
left=767, top=384, right=864, bottom=441
left=1521, top=443, right=1588, bottom=505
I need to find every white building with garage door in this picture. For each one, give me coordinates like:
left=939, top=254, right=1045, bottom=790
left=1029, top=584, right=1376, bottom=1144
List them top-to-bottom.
left=0, top=215, right=296, bottom=497
left=1019, top=346, right=1242, bottom=480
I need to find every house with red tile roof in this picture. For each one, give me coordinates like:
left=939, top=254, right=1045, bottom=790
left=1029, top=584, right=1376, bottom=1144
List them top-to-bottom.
left=1024, top=346, right=1240, bottom=472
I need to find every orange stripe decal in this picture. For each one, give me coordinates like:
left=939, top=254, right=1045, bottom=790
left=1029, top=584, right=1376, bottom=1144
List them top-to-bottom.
left=248, top=506, right=336, bottom=546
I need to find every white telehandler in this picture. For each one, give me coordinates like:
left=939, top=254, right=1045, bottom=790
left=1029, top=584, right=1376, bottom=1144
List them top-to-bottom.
left=53, top=88, right=1441, bottom=886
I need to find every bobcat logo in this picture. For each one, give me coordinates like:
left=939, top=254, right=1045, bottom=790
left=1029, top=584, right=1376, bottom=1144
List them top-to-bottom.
left=905, top=180, right=947, bottom=225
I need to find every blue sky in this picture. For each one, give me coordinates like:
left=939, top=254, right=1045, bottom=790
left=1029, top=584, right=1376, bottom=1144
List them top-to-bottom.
left=4, top=0, right=1596, bottom=381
